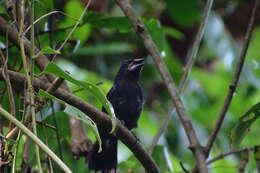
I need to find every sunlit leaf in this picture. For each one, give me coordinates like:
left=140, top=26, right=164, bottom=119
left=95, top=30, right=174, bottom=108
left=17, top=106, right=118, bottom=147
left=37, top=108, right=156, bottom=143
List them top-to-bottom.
left=40, top=46, right=61, bottom=55
left=230, top=102, right=260, bottom=148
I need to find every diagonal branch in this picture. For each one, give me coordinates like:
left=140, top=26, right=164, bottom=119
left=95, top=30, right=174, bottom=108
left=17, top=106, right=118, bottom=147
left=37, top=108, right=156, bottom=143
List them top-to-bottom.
left=115, top=0, right=208, bottom=172
left=149, top=0, right=214, bottom=154
left=179, top=0, right=214, bottom=93
left=205, top=0, right=259, bottom=156
left=0, top=50, right=16, bottom=125
left=0, top=69, right=161, bottom=173
left=207, top=147, right=254, bottom=165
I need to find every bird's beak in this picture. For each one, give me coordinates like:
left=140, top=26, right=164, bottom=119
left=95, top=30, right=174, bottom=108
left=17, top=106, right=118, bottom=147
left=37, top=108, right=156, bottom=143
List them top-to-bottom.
left=128, top=58, right=144, bottom=71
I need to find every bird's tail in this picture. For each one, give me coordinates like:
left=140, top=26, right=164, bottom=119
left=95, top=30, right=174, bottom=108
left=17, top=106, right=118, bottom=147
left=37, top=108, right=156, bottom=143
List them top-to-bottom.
left=87, top=134, right=118, bottom=173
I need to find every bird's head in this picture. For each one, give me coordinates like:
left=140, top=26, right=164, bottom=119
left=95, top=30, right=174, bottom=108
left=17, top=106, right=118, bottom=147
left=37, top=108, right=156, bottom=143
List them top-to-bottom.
left=116, top=58, right=144, bottom=81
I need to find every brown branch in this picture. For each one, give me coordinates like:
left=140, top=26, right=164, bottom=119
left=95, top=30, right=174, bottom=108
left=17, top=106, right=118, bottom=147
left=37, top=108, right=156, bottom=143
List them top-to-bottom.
left=115, top=0, right=207, bottom=172
left=149, top=0, right=214, bottom=154
left=178, top=0, right=214, bottom=93
left=205, top=0, right=259, bottom=157
left=0, top=16, right=54, bottom=81
left=0, top=50, right=16, bottom=128
left=0, top=69, right=161, bottom=173
left=46, top=77, right=64, bottom=93
left=207, top=147, right=254, bottom=165
left=238, top=149, right=249, bottom=173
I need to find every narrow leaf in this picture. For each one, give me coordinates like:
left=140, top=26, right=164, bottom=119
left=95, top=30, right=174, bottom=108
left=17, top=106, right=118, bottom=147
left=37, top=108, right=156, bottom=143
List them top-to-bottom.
left=41, top=63, right=117, bottom=133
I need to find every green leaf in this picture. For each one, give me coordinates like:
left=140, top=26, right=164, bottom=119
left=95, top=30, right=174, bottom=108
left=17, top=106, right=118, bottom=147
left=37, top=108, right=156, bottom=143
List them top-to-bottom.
left=165, top=0, right=200, bottom=26
left=83, top=12, right=132, bottom=33
left=143, top=18, right=165, bottom=52
left=163, top=26, right=185, bottom=40
left=73, top=42, right=135, bottom=56
left=40, top=46, right=61, bottom=55
left=40, top=63, right=117, bottom=133
left=37, top=89, right=102, bottom=152
left=230, top=102, right=260, bottom=148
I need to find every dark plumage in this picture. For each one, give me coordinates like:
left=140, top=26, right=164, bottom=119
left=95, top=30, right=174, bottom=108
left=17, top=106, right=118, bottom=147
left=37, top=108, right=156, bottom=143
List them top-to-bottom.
left=87, top=58, right=144, bottom=173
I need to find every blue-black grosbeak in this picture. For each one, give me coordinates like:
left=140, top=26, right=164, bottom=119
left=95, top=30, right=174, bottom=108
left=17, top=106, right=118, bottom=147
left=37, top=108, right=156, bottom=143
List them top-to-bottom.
left=87, top=58, right=144, bottom=173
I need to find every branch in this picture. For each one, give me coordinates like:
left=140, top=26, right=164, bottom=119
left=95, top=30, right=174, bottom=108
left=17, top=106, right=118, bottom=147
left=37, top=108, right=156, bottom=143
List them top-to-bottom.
left=115, top=0, right=207, bottom=172
left=149, top=0, right=214, bottom=154
left=178, top=0, right=214, bottom=93
left=205, top=0, right=259, bottom=156
left=0, top=50, right=16, bottom=127
left=0, top=69, right=161, bottom=173
left=207, top=147, right=254, bottom=165
left=238, top=149, right=249, bottom=173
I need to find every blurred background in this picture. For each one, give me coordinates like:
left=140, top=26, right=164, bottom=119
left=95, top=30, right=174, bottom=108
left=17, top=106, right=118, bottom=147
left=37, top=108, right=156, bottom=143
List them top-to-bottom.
left=0, top=0, right=259, bottom=172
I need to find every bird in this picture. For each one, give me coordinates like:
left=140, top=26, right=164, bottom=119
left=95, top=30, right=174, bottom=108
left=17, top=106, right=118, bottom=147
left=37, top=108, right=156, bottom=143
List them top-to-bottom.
left=87, top=58, right=144, bottom=173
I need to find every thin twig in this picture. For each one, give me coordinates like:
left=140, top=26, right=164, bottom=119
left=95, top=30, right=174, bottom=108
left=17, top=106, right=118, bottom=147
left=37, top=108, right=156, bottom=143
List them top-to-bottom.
left=18, top=0, right=42, bottom=172
left=52, top=0, right=91, bottom=60
left=115, top=0, right=207, bottom=172
left=149, top=0, right=214, bottom=154
left=178, top=0, right=214, bottom=93
left=205, top=0, right=259, bottom=157
left=24, top=10, right=62, bottom=35
left=37, top=25, right=80, bottom=36
left=0, top=50, right=16, bottom=123
left=47, top=77, right=65, bottom=93
left=51, top=101, right=64, bottom=161
left=148, top=109, right=172, bottom=154
left=39, top=110, right=54, bottom=173
left=36, top=121, right=56, bottom=130
left=207, top=147, right=254, bottom=165
left=238, top=149, right=249, bottom=173
left=180, top=162, right=189, bottom=173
